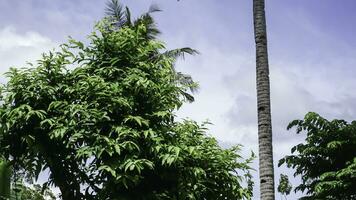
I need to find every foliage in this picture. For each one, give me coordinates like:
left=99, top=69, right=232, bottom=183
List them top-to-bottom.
left=105, top=0, right=198, bottom=102
left=0, top=1, right=254, bottom=199
left=279, top=112, right=356, bottom=200
left=0, top=161, right=55, bottom=200
left=277, top=174, right=292, bottom=200
left=10, top=182, right=56, bottom=200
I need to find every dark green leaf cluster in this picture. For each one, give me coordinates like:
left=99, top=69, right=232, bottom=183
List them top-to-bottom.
left=0, top=3, right=254, bottom=199
left=279, top=112, right=356, bottom=200
left=277, top=174, right=292, bottom=198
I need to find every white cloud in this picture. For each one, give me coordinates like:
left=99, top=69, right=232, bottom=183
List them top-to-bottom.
left=172, top=25, right=356, bottom=198
left=0, top=26, right=57, bottom=76
left=0, top=27, right=52, bottom=48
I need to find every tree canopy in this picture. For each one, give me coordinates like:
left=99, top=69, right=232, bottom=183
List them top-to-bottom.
left=0, top=1, right=254, bottom=199
left=279, top=112, right=356, bottom=200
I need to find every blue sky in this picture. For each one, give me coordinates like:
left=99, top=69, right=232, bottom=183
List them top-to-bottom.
left=1, top=0, right=356, bottom=199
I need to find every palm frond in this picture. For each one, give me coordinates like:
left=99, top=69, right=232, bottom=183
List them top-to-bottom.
left=105, top=0, right=127, bottom=28
left=133, top=4, right=162, bottom=40
left=148, top=4, right=162, bottom=13
left=125, top=6, right=132, bottom=26
left=134, top=14, right=160, bottom=40
left=163, top=47, right=199, bottom=60
left=162, top=48, right=199, bottom=97
left=176, top=72, right=198, bottom=93
left=176, top=72, right=199, bottom=103
left=181, top=91, right=195, bottom=103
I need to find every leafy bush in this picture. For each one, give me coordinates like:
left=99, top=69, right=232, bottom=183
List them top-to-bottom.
left=279, top=112, right=356, bottom=200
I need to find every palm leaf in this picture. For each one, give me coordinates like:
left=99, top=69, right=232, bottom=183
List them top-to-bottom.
left=105, top=0, right=127, bottom=28
left=133, top=4, right=162, bottom=40
left=148, top=4, right=162, bottom=13
left=125, top=6, right=132, bottom=26
left=134, top=14, right=160, bottom=40
left=163, top=47, right=199, bottom=60
left=176, top=72, right=198, bottom=93
left=180, top=90, right=195, bottom=103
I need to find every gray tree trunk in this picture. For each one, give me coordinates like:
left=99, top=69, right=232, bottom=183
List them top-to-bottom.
left=253, top=0, right=275, bottom=199
left=0, top=160, right=11, bottom=199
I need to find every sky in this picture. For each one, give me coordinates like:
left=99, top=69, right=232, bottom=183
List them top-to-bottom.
left=1, top=0, right=356, bottom=199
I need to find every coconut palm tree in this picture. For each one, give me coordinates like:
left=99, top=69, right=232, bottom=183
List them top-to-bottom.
left=105, top=0, right=198, bottom=102
left=253, top=0, right=275, bottom=199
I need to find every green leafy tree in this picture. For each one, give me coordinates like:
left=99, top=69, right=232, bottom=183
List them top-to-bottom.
left=0, top=1, right=254, bottom=199
left=279, top=112, right=356, bottom=199
left=277, top=174, right=292, bottom=200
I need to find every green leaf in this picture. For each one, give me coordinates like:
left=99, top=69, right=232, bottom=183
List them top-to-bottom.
left=99, top=165, right=116, bottom=177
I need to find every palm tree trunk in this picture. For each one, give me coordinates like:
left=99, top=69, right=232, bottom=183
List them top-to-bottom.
left=253, top=0, right=275, bottom=199
left=0, top=160, right=11, bottom=199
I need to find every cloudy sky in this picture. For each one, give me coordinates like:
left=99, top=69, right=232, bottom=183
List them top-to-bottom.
left=1, top=0, right=356, bottom=199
